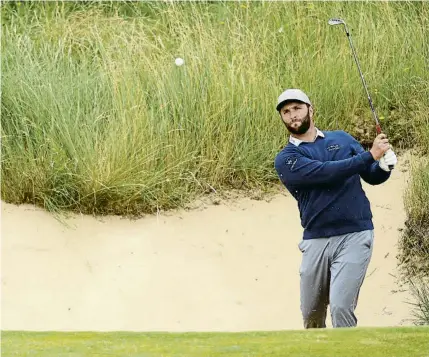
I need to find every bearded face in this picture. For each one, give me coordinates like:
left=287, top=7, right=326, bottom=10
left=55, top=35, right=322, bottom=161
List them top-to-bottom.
left=279, top=102, right=312, bottom=135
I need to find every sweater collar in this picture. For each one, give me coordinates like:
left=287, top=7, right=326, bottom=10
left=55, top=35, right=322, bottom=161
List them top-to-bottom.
left=289, top=128, right=325, bottom=147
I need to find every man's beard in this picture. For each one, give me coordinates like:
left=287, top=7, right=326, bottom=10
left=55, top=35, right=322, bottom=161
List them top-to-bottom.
left=285, top=112, right=311, bottom=135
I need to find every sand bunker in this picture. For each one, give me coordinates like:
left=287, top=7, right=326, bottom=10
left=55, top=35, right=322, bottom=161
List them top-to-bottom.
left=1, top=154, right=415, bottom=332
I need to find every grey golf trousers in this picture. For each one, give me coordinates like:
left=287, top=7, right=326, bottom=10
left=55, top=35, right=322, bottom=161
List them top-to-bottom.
left=298, top=230, right=374, bottom=328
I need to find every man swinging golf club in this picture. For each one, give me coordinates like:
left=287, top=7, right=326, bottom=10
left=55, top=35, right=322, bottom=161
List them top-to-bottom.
left=274, top=88, right=397, bottom=328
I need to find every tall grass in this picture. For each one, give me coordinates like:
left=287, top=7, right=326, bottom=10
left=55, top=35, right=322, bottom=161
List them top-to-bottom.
left=1, top=1, right=428, bottom=215
left=398, top=158, right=429, bottom=278
left=407, top=277, right=429, bottom=325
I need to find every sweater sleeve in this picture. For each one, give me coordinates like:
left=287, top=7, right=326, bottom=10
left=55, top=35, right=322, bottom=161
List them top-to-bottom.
left=350, top=138, right=391, bottom=185
left=274, top=147, right=375, bottom=188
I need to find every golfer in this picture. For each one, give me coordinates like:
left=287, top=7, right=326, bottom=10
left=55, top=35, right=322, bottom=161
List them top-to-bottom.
left=274, top=89, right=397, bottom=328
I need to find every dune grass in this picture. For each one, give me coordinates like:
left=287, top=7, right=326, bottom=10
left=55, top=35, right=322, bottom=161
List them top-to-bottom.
left=1, top=1, right=428, bottom=215
left=399, top=156, right=429, bottom=323
left=398, top=158, right=429, bottom=278
left=407, top=277, right=429, bottom=326
left=2, top=327, right=429, bottom=357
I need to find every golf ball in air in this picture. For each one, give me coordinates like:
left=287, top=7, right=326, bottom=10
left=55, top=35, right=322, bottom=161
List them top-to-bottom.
left=175, top=57, right=184, bottom=66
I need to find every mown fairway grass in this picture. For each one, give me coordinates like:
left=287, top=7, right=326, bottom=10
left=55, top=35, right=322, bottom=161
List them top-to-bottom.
left=2, top=327, right=429, bottom=357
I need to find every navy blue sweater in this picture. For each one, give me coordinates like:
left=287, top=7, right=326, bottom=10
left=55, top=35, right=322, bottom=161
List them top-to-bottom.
left=274, top=130, right=391, bottom=240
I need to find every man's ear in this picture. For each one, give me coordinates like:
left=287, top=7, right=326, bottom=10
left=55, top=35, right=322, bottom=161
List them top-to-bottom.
left=308, top=105, right=314, bottom=118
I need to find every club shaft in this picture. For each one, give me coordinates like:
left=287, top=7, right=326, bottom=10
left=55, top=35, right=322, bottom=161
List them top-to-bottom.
left=332, top=19, right=392, bottom=168
left=342, top=24, right=392, bottom=168
left=344, top=31, right=381, bottom=133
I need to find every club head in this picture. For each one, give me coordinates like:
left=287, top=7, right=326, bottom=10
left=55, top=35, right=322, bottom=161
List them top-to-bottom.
left=328, top=18, right=345, bottom=26
left=328, top=18, right=350, bottom=34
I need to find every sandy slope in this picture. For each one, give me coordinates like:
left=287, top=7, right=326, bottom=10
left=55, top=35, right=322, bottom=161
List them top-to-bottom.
left=1, top=155, right=415, bottom=332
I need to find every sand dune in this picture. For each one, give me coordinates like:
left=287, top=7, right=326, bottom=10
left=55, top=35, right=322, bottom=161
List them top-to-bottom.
left=1, top=154, right=414, bottom=332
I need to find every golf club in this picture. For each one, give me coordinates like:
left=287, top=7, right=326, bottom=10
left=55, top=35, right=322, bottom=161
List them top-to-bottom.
left=328, top=18, right=394, bottom=170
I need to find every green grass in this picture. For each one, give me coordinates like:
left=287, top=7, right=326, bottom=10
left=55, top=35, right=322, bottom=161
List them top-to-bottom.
left=1, top=1, right=428, bottom=215
left=2, top=327, right=429, bottom=357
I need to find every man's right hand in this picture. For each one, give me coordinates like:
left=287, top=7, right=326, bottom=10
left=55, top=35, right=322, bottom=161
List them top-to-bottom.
left=370, top=133, right=391, bottom=160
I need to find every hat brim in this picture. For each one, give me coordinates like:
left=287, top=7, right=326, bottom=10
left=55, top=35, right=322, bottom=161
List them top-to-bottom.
left=276, top=99, right=308, bottom=111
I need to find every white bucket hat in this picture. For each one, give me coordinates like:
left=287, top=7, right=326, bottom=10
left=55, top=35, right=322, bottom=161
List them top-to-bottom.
left=276, top=89, right=312, bottom=111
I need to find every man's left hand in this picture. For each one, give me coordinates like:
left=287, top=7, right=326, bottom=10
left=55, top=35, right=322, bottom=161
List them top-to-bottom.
left=379, top=148, right=397, bottom=171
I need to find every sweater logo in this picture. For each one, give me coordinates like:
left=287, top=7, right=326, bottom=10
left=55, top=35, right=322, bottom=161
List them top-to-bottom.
left=327, top=144, right=340, bottom=151
left=286, top=157, right=297, bottom=170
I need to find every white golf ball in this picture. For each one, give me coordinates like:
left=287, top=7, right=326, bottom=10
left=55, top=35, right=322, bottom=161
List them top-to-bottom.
left=175, top=57, right=184, bottom=66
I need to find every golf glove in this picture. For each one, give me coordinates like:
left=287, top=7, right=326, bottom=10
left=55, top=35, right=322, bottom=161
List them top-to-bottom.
left=379, top=148, right=397, bottom=171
